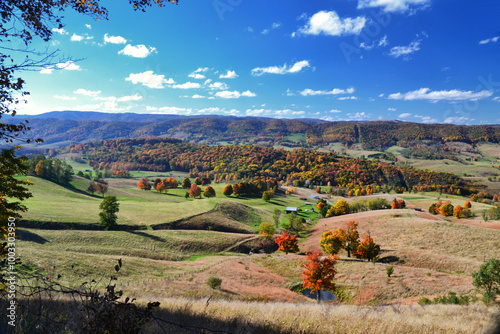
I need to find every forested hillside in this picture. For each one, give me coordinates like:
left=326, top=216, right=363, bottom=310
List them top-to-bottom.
left=11, top=113, right=500, bottom=149
left=68, top=137, right=476, bottom=194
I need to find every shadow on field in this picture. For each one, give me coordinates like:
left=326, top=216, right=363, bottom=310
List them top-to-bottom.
left=17, top=229, right=49, bottom=244
left=125, top=230, right=167, bottom=243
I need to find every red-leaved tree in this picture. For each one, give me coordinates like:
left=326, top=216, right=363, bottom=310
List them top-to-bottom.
left=189, top=183, right=201, bottom=199
left=274, top=232, right=299, bottom=255
left=301, top=251, right=338, bottom=303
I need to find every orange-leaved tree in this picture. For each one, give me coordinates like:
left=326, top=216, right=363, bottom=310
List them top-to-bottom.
left=137, top=178, right=151, bottom=191
left=156, top=182, right=166, bottom=194
left=223, top=184, right=233, bottom=196
left=464, top=200, right=471, bottom=209
left=453, top=205, right=463, bottom=218
left=343, top=221, right=360, bottom=257
left=274, top=232, right=299, bottom=255
left=355, top=234, right=380, bottom=261
left=301, top=251, right=338, bottom=303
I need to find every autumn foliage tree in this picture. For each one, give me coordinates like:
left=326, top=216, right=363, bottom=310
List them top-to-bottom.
left=182, top=177, right=191, bottom=189
left=137, top=178, right=151, bottom=191
left=95, top=182, right=108, bottom=197
left=156, top=182, right=166, bottom=194
left=190, top=183, right=201, bottom=199
left=232, top=183, right=240, bottom=196
left=223, top=184, right=233, bottom=196
left=203, top=186, right=216, bottom=198
left=391, top=198, right=406, bottom=209
left=333, top=199, right=350, bottom=216
left=439, top=201, right=454, bottom=217
left=464, top=201, right=472, bottom=209
left=453, top=205, right=463, bottom=218
left=320, top=221, right=360, bottom=257
left=343, top=221, right=360, bottom=257
left=258, top=222, right=276, bottom=239
left=320, top=229, right=345, bottom=256
left=274, top=232, right=299, bottom=255
left=355, top=234, right=380, bottom=261
left=301, top=251, right=338, bottom=303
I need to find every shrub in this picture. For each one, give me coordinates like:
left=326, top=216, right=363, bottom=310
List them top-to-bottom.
left=367, top=198, right=390, bottom=210
left=333, top=199, right=350, bottom=216
left=439, top=202, right=454, bottom=216
left=453, top=205, right=463, bottom=218
left=387, top=266, right=394, bottom=278
left=207, top=276, right=222, bottom=289
left=418, top=297, right=432, bottom=305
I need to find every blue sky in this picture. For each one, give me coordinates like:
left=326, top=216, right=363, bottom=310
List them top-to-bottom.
left=18, top=0, right=500, bottom=124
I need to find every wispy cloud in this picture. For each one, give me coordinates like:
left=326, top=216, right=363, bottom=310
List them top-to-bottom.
left=357, top=0, right=430, bottom=13
left=479, top=36, right=499, bottom=45
left=389, top=39, right=421, bottom=58
left=251, top=60, right=310, bottom=76
left=300, top=87, right=355, bottom=96
left=74, top=88, right=101, bottom=97
left=388, top=88, right=493, bottom=101
left=215, top=90, right=256, bottom=99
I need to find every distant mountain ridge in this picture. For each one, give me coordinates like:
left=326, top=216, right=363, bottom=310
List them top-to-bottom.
left=9, top=110, right=500, bottom=150
left=22, top=110, right=328, bottom=124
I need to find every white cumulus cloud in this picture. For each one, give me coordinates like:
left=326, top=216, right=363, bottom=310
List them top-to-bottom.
left=297, top=11, right=366, bottom=36
left=52, top=28, right=68, bottom=35
left=104, top=33, right=127, bottom=44
left=71, top=34, right=84, bottom=42
left=118, top=44, right=157, bottom=58
left=251, top=60, right=310, bottom=76
left=219, top=70, right=238, bottom=79
left=125, top=71, right=175, bottom=89
left=172, top=82, right=201, bottom=89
